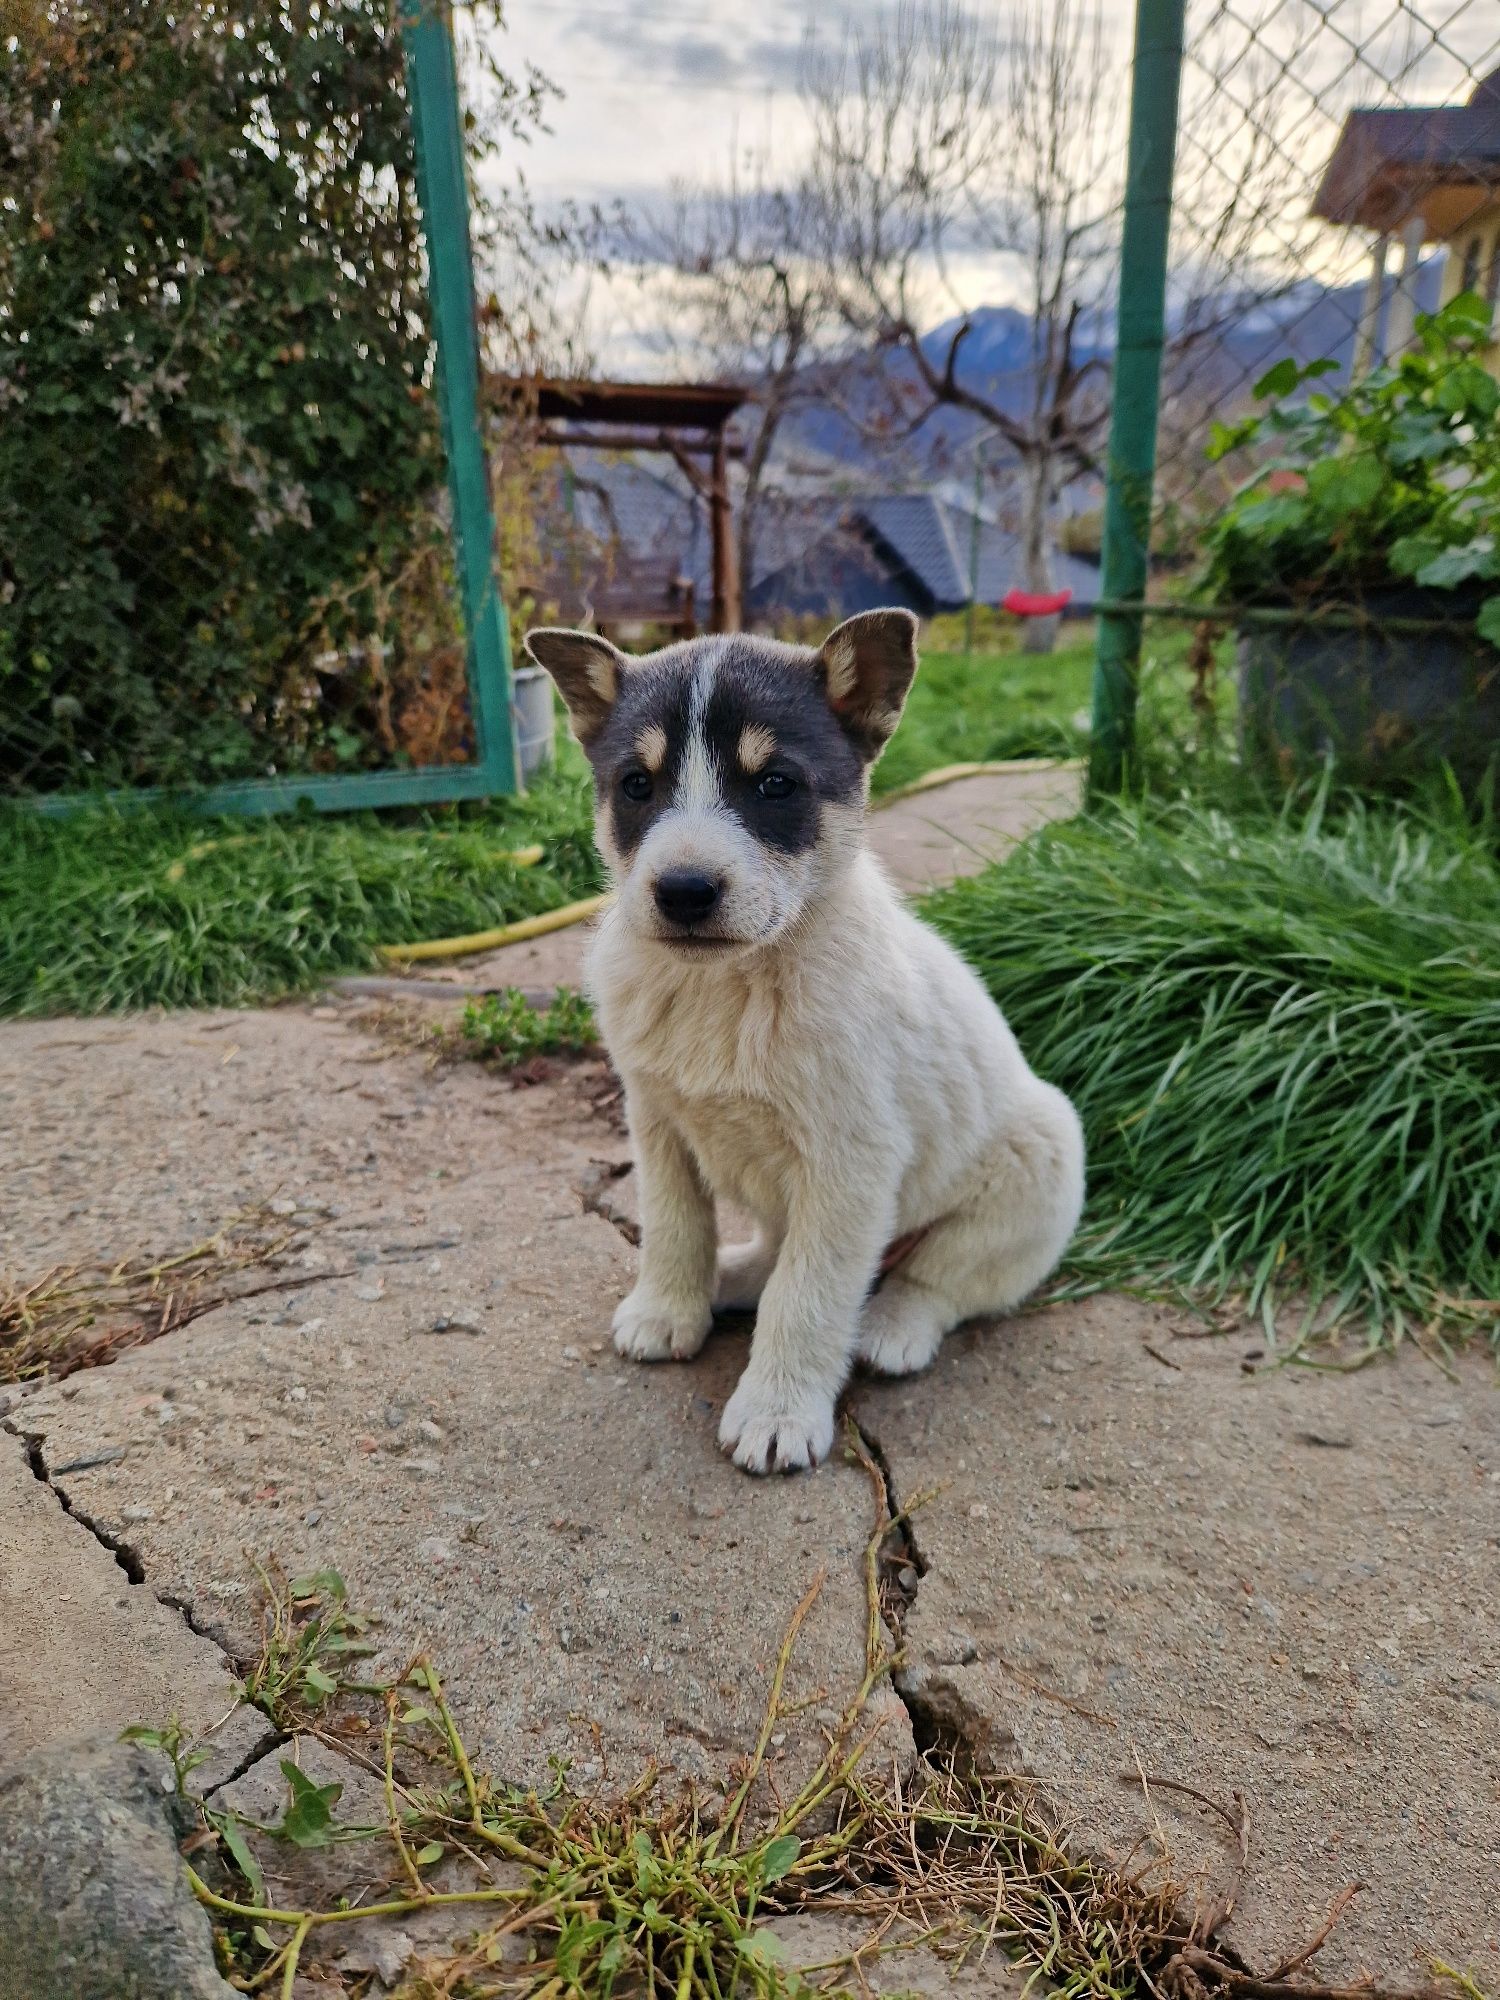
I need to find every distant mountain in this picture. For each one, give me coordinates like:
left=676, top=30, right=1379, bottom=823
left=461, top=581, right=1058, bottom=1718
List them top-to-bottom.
left=776, top=259, right=1447, bottom=482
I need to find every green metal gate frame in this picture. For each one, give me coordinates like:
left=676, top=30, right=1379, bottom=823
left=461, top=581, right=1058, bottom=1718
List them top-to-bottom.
left=30, top=0, right=518, bottom=819
left=1088, top=0, right=1188, bottom=795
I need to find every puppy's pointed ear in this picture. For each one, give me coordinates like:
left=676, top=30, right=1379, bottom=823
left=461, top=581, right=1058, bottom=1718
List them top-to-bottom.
left=816, top=608, right=919, bottom=760
left=523, top=628, right=628, bottom=748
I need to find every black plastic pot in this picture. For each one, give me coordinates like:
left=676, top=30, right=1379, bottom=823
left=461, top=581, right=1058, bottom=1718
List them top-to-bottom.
left=1236, top=586, right=1500, bottom=786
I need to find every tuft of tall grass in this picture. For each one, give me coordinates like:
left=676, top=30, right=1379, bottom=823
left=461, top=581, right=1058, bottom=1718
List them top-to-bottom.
left=0, top=759, right=602, bottom=1016
left=924, top=786, right=1500, bottom=1352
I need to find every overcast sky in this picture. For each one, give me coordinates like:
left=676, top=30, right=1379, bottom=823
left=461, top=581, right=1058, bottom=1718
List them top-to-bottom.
left=469, top=0, right=1500, bottom=370
left=480, top=0, right=833, bottom=209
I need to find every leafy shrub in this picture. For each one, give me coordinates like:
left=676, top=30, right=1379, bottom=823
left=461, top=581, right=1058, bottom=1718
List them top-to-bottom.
left=0, top=0, right=538, bottom=793
left=1199, top=292, right=1500, bottom=648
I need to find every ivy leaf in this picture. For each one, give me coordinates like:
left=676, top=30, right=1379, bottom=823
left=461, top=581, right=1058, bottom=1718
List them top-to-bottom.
left=1436, top=363, right=1500, bottom=419
left=1306, top=452, right=1383, bottom=518
left=1234, top=493, right=1307, bottom=538
left=1389, top=534, right=1442, bottom=578
left=274, top=1760, right=342, bottom=1847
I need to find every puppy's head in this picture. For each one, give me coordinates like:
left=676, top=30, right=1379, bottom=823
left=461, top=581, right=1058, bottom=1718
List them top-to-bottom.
left=524, top=610, right=919, bottom=959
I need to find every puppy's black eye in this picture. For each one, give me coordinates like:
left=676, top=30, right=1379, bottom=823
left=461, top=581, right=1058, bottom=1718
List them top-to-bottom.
left=621, top=770, right=653, bottom=803
left=756, top=772, right=797, bottom=801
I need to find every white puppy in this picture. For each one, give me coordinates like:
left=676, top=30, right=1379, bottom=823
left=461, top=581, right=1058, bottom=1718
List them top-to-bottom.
left=525, top=610, right=1085, bottom=1474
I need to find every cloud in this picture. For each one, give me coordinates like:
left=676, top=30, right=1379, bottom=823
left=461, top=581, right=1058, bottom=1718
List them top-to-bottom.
left=567, top=7, right=808, bottom=93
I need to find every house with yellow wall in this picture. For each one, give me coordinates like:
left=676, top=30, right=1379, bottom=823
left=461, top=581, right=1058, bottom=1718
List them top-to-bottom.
left=1312, top=65, right=1500, bottom=376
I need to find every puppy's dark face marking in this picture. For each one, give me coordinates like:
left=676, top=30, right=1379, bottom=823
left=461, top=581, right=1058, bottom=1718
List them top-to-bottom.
left=525, top=614, right=918, bottom=951
left=586, top=638, right=866, bottom=864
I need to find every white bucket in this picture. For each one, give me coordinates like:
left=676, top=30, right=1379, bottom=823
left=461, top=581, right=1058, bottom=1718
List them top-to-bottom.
left=511, top=665, right=555, bottom=778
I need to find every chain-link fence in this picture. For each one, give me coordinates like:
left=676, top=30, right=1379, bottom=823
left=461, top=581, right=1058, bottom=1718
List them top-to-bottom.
left=0, top=0, right=517, bottom=816
left=1093, top=0, right=1500, bottom=789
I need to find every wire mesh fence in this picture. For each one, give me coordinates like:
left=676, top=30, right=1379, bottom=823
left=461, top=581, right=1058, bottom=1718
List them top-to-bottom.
left=0, top=0, right=515, bottom=815
left=1095, top=0, right=1500, bottom=789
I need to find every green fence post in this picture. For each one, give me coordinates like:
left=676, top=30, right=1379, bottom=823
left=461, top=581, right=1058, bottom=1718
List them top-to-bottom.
left=401, top=0, right=519, bottom=795
left=1088, top=0, right=1187, bottom=795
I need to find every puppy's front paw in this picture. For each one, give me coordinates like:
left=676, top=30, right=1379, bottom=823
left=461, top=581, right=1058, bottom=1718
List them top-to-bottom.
left=612, top=1288, right=711, bottom=1363
left=718, top=1373, right=835, bottom=1474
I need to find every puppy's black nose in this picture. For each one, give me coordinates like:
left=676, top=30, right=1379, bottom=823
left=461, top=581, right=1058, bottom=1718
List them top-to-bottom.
left=654, top=870, right=723, bottom=927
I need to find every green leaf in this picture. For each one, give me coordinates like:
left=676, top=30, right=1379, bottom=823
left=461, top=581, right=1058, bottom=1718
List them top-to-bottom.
left=1253, top=357, right=1300, bottom=399
left=1436, top=363, right=1500, bottom=420
left=1306, top=451, right=1383, bottom=518
left=1234, top=493, right=1307, bottom=538
left=1389, top=534, right=1443, bottom=578
left=1412, top=540, right=1498, bottom=590
left=1477, top=596, right=1500, bottom=648
left=290, top=1568, right=346, bottom=1603
left=301, top=1663, right=338, bottom=1699
left=274, top=1759, right=342, bottom=1848
left=217, top=1812, right=266, bottom=1904
left=756, top=1832, right=802, bottom=1883
left=415, top=1840, right=445, bottom=1865
left=737, top=1929, right=788, bottom=1963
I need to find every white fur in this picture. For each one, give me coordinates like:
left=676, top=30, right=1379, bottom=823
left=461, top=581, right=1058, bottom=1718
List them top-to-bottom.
left=589, top=753, right=1086, bottom=1475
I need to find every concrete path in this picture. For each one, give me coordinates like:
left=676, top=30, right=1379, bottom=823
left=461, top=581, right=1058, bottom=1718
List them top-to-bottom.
left=4, top=758, right=1497, bottom=1991
left=366, top=761, right=1083, bottom=1001
left=3, top=1004, right=1497, bottom=1991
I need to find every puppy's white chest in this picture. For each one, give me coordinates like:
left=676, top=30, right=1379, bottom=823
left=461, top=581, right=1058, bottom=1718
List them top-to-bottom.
left=662, top=1085, right=799, bottom=1224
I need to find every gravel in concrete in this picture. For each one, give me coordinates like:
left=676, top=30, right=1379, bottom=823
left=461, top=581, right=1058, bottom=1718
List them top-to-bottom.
left=852, top=1295, right=1500, bottom=1987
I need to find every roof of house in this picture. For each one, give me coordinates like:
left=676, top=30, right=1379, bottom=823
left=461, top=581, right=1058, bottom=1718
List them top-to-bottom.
left=1312, top=67, right=1500, bottom=234
left=538, top=455, right=1099, bottom=622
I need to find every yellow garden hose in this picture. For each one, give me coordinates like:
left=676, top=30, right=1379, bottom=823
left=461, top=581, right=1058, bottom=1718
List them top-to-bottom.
left=874, top=757, right=1084, bottom=808
left=376, top=758, right=1080, bottom=965
left=377, top=892, right=613, bottom=965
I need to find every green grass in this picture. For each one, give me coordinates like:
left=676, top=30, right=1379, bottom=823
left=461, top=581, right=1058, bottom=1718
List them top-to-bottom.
left=870, top=619, right=1096, bottom=795
left=3, top=632, right=1118, bottom=1016
left=0, top=755, right=604, bottom=1016
left=924, top=783, right=1500, bottom=1352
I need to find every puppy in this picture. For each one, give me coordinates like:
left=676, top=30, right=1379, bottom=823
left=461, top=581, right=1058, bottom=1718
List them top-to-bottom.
left=525, top=609, right=1085, bottom=1474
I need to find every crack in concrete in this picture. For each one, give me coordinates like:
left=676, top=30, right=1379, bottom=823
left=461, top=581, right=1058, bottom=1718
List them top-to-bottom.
left=844, top=1409, right=954, bottom=1762
left=4, top=1418, right=236, bottom=1658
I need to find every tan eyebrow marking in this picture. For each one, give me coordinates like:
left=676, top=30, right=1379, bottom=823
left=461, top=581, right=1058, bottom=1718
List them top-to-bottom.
left=635, top=723, right=668, bottom=773
left=737, top=723, right=776, bottom=773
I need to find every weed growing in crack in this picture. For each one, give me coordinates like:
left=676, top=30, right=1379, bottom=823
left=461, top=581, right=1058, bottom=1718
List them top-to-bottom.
left=0, top=1200, right=343, bottom=1385
left=174, top=1435, right=1488, bottom=2000
left=241, top=1561, right=379, bottom=1733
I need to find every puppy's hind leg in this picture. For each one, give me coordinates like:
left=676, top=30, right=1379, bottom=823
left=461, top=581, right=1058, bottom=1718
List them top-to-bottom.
left=857, top=1083, right=1085, bottom=1378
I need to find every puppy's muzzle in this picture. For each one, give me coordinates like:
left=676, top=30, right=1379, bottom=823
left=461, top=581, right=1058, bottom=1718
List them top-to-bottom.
left=653, top=870, right=724, bottom=930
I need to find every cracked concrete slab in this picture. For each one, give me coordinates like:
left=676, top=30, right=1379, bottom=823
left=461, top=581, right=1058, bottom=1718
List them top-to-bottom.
left=3, top=1011, right=905, bottom=1812
left=852, top=1296, right=1500, bottom=1988
left=0, top=1421, right=260, bottom=1767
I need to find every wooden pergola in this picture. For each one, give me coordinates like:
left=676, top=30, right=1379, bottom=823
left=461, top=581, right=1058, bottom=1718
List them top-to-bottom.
left=494, top=376, right=749, bottom=633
